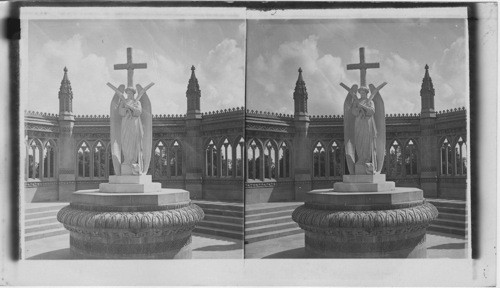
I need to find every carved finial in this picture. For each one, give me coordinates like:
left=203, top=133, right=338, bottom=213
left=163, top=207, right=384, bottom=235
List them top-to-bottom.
left=425, top=64, right=429, bottom=70
left=191, top=65, right=195, bottom=71
left=64, top=66, right=68, bottom=73
left=294, top=67, right=308, bottom=115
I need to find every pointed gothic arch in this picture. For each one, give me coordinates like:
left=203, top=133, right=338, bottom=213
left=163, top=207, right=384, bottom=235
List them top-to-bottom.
left=234, top=136, right=244, bottom=178
left=454, top=136, right=467, bottom=175
left=440, top=137, right=453, bottom=175
left=28, top=138, right=42, bottom=179
left=220, top=138, right=233, bottom=177
left=43, top=139, right=57, bottom=179
left=205, top=139, right=218, bottom=177
left=247, top=139, right=262, bottom=180
left=387, top=139, right=403, bottom=178
left=404, top=139, right=418, bottom=175
left=92, top=140, right=106, bottom=178
left=153, top=140, right=168, bottom=179
left=170, top=140, right=183, bottom=177
left=263, top=140, right=278, bottom=179
left=278, top=140, right=291, bottom=178
left=328, top=140, right=342, bottom=177
left=77, top=141, right=91, bottom=178
left=313, top=141, right=326, bottom=177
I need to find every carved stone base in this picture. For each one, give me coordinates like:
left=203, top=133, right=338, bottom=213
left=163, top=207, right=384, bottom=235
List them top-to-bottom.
left=292, top=187, right=438, bottom=258
left=57, top=189, right=204, bottom=259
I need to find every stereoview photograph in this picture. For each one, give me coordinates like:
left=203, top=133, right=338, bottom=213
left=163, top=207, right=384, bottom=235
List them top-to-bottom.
left=22, top=11, right=245, bottom=259
left=244, top=16, right=469, bottom=259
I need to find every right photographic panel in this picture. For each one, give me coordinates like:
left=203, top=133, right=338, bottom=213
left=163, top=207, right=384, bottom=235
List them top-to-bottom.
left=244, top=8, right=469, bottom=259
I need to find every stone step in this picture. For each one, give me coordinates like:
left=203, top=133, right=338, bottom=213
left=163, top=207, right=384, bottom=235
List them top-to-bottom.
left=427, top=199, right=466, bottom=209
left=193, top=201, right=244, bottom=212
left=245, top=203, right=302, bottom=216
left=25, top=204, right=67, bottom=214
left=434, top=206, right=467, bottom=215
left=201, top=208, right=243, bottom=218
left=25, top=210, right=59, bottom=220
left=245, top=210, right=295, bottom=222
left=438, top=212, right=467, bottom=221
left=204, top=214, right=243, bottom=225
left=245, top=215, right=293, bottom=228
left=25, top=216, right=59, bottom=227
left=433, top=218, right=467, bottom=229
left=197, top=220, right=243, bottom=232
left=25, top=222, right=64, bottom=234
left=245, top=222, right=299, bottom=236
left=428, top=224, right=466, bottom=237
left=194, top=226, right=243, bottom=240
left=25, top=227, right=68, bottom=241
left=245, top=227, right=303, bottom=243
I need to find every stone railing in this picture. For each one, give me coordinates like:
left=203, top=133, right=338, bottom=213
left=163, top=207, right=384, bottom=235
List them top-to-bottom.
left=203, top=107, right=245, bottom=119
left=436, top=107, right=466, bottom=115
left=245, top=109, right=293, bottom=119
left=25, top=110, right=59, bottom=119
left=385, top=112, right=421, bottom=119
left=75, top=114, right=110, bottom=120
left=153, top=114, right=186, bottom=119
left=310, top=114, right=343, bottom=119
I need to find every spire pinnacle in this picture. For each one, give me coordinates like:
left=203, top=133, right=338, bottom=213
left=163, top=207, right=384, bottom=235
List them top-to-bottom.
left=421, top=64, right=434, bottom=93
left=186, top=65, right=201, bottom=114
left=59, top=66, right=73, bottom=113
left=293, top=67, right=308, bottom=115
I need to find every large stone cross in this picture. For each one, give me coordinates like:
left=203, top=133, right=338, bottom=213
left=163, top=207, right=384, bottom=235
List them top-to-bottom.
left=114, top=47, right=147, bottom=88
left=346, top=47, right=379, bottom=87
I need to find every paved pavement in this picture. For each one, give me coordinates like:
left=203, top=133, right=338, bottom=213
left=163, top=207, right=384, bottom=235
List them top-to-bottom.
left=25, top=232, right=242, bottom=259
left=245, top=232, right=468, bottom=259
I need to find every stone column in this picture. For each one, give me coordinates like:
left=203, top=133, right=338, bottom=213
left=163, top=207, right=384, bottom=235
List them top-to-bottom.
left=57, top=113, right=76, bottom=201
left=185, top=114, right=203, bottom=199
left=293, top=116, right=311, bottom=201
left=420, top=116, right=438, bottom=198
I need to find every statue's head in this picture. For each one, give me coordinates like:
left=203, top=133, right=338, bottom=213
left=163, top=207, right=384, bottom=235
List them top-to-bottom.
left=358, top=86, right=369, bottom=98
left=125, top=87, right=136, bottom=99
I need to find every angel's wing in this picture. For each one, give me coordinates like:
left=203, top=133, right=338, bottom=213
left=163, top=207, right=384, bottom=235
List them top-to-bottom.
left=110, top=84, right=125, bottom=175
left=137, top=84, right=153, bottom=175
left=343, top=84, right=358, bottom=174
left=370, top=84, right=386, bottom=173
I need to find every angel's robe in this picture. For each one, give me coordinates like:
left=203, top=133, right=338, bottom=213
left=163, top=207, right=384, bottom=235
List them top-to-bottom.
left=119, top=98, right=144, bottom=172
left=352, top=98, right=378, bottom=171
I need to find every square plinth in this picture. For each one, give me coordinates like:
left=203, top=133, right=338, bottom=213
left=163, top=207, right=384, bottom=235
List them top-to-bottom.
left=343, top=174, right=386, bottom=183
left=108, top=175, right=152, bottom=184
left=333, top=181, right=395, bottom=192
left=99, top=182, right=162, bottom=193
left=307, top=187, right=424, bottom=207
left=72, top=188, right=191, bottom=206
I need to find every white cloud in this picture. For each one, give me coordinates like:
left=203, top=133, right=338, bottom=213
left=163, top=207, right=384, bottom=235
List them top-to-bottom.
left=27, top=34, right=111, bottom=115
left=248, top=35, right=351, bottom=115
left=247, top=37, right=440, bottom=115
left=431, top=37, right=467, bottom=110
left=198, top=38, right=245, bottom=111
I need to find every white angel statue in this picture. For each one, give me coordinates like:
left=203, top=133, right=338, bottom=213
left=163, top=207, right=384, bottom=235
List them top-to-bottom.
left=107, top=82, right=154, bottom=175
left=341, top=82, right=387, bottom=175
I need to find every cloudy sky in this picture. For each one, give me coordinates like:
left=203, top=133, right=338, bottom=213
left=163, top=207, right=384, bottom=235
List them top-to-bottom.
left=246, top=18, right=467, bottom=115
left=26, top=19, right=245, bottom=115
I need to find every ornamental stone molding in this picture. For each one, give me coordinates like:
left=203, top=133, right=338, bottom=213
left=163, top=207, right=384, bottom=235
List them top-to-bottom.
left=292, top=201, right=437, bottom=234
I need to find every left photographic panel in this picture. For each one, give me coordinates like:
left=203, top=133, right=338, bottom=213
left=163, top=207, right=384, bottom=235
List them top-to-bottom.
left=20, top=7, right=246, bottom=259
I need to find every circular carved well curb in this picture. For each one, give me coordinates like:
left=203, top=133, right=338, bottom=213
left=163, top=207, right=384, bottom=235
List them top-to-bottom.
left=292, top=201, right=438, bottom=239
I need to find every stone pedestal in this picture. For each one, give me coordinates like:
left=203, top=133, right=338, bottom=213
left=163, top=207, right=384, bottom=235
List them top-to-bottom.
left=292, top=174, right=438, bottom=258
left=57, top=175, right=204, bottom=259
